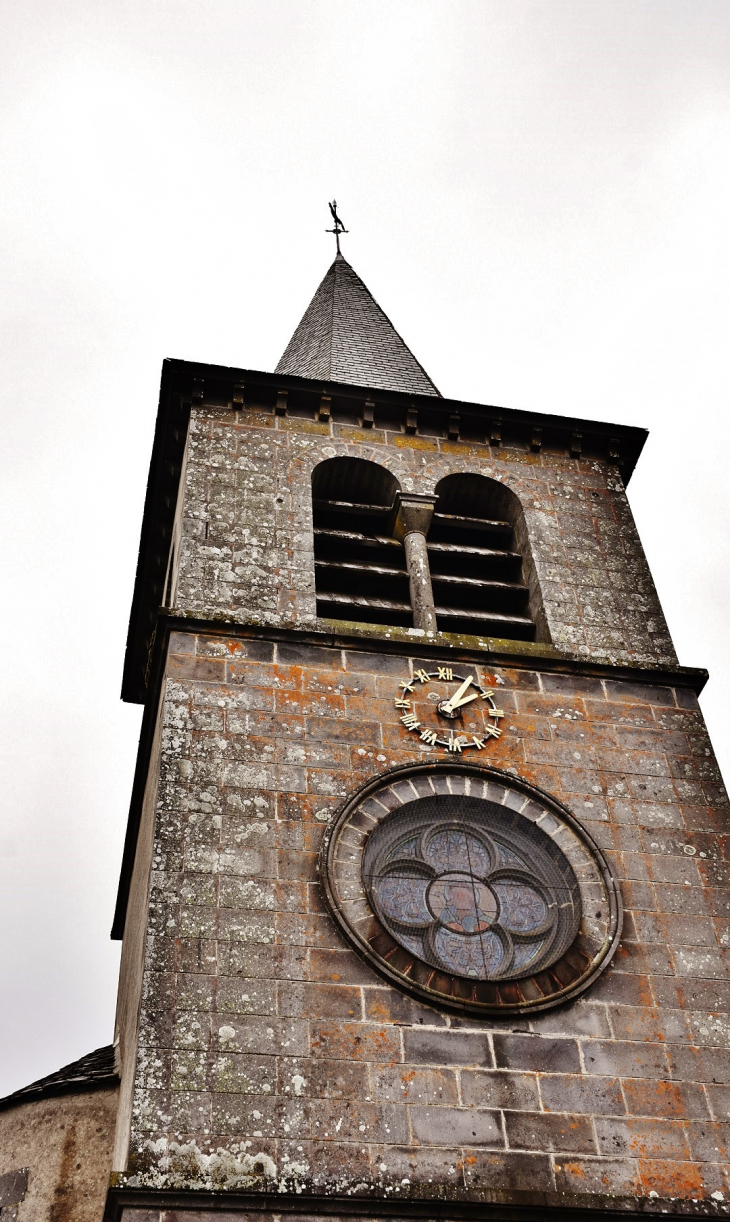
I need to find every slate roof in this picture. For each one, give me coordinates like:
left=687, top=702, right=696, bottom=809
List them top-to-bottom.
left=275, top=253, right=441, bottom=397
left=0, top=1044, right=118, bottom=1112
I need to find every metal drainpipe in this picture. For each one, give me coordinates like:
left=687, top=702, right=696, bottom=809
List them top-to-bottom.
left=392, top=491, right=438, bottom=634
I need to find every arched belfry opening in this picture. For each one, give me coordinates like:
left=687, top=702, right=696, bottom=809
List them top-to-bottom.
left=311, top=457, right=410, bottom=626
left=312, top=463, right=546, bottom=640
left=430, top=473, right=543, bottom=640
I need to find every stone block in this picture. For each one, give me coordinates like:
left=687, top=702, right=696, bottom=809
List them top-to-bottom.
left=346, top=651, right=410, bottom=675
left=542, top=673, right=604, bottom=698
left=603, top=681, right=674, bottom=707
left=309, top=948, right=378, bottom=986
left=588, top=969, right=653, bottom=1007
left=279, top=982, right=361, bottom=1020
left=362, top=987, right=448, bottom=1026
left=529, top=1003, right=610, bottom=1039
left=608, top=1005, right=692, bottom=1045
left=211, top=1016, right=308, bottom=1056
left=310, top=1022, right=401, bottom=1063
left=403, top=1029, right=492, bottom=1068
left=492, top=1035, right=580, bottom=1074
left=582, top=1040, right=669, bottom=1080
left=669, top=1046, right=730, bottom=1085
left=210, top=1052, right=277, bottom=1095
left=306, top=1059, right=371, bottom=1100
left=461, top=1070, right=539, bottom=1111
left=539, top=1073, right=624, bottom=1116
left=622, top=1078, right=709, bottom=1119
left=707, top=1085, right=730, bottom=1120
left=167, top=1089, right=213, bottom=1133
left=211, top=1093, right=309, bottom=1138
left=311, top=1098, right=408, bottom=1143
left=409, top=1105, right=502, bottom=1148
left=504, top=1110, right=596, bottom=1154
left=595, top=1116, right=691, bottom=1160
left=684, top=1119, right=728, bottom=1158
left=368, top=1143, right=464, bottom=1187
left=463, top=1150, right=554, bottom=1193
left=553, top=1156, right=640, bottom=1196
left=635, top=1158, right=714, bottom=1199
left=0, top=1170, right=27, bottom=1208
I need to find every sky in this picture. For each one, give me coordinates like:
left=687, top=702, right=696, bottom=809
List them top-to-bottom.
left=1, top=0, right=729, bottom=1096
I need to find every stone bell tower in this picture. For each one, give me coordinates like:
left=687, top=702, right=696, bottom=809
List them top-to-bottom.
left=106, top=230, right=730, bottom=1222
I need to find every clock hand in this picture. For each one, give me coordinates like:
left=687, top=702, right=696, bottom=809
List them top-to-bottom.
left=441, top=676, right=473, bottom=714
left=449, top=689, right=481, bottom=711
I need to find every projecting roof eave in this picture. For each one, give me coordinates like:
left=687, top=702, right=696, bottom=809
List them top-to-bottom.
left=120, top=356, right=649, bottom=707
left=246, top=364, right=648, bottom=444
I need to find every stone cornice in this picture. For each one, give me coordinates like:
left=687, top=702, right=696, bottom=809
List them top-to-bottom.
left=103, top=1182, right=728, bottom=1220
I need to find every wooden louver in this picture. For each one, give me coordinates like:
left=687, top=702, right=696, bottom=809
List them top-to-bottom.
left=428, top=511, right=535, bottom=640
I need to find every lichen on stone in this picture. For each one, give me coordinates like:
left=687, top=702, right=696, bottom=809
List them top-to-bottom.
left=128, top=1137, right=277, bottom=1190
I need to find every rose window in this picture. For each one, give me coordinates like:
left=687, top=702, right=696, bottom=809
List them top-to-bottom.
left=322, top=765, right=622, bottom=1014
left=362, top=797, right=582, bottom=982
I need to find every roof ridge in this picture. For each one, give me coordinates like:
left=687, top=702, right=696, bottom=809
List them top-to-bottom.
left=328, top=252, right=340, bottom=379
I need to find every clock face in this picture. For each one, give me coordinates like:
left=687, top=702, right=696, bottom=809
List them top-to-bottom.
left=395, top=667, right=505, bottom=754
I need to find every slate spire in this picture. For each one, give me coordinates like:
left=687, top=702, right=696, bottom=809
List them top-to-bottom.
left=275, top=253, right=441, bottom=397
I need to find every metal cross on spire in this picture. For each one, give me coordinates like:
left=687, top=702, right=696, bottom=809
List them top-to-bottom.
left=326, top=200, right=348, bottom=255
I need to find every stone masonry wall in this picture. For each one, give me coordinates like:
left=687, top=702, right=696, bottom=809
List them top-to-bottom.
left=175, top=405, right=676, bottom=667
left=120, top=630, right=730, bottom=1209
left=0, top=1087, right=119, bottom=1221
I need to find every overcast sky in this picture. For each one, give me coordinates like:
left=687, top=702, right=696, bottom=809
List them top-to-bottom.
left=1, top=0, right=729, bottom=1097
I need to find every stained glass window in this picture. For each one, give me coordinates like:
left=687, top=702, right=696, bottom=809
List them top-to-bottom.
left=362, top=795, right=582, bottom=982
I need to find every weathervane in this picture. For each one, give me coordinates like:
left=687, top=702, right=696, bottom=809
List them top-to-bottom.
left=326, top=200, right=348, bottom=254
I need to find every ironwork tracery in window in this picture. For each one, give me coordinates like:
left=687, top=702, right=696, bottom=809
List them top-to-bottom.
left=363, top=797, right=581, bottom=982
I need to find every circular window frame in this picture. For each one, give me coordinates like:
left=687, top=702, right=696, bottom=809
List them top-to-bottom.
left=319, top=762, right=622, bottom=1016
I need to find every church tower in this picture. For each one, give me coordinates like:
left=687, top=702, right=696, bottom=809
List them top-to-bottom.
left=106, top=223, right=729, bottom=1220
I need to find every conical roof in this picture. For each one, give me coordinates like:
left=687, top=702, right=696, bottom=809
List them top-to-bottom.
left=275, top=253, right=440, bottom=397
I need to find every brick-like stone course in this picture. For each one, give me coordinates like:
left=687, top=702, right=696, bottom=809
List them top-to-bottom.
left=175, top=406, right=677, bottom=666
left=124, top=634, right=730, bottom=1205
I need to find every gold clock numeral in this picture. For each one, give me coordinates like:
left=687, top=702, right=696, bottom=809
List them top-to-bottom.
left=437, top=666, right=453, bottom=681
left=414, top=669, right=430, bottom=684
left=399, top=681, right=415, bottom=694
left=480, top=692, right=505, bottom=717
left=394, top=699, right=411, bottom=710
left=400, top=713, right=420, bottom=730
left=483, top=723, right=502, bottom=739
left=419, top=729, right=439, bottom=745
left=471, top=736, right=485, bottom=750
left=447, top=737, right=463, bottom=753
